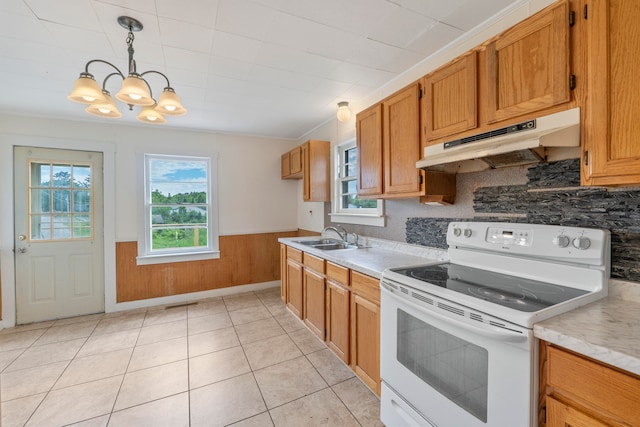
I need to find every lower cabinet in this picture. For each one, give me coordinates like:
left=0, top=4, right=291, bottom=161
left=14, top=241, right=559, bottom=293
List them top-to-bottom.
left=279, top=244, right=287, bottom=303
left=280, top=245, right=381, bottom=396
left=285, top=247, right=303, bottom=318
left=303, top=253, right=326, bottom=339
left=326, top=262, right=350, bottom=364
left=350, top=271, right=381, bottom=396
left=541, top=341, right=640, bottom=427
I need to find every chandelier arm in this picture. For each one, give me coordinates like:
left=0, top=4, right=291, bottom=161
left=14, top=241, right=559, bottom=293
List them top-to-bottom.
left=84, top=59, right=126, bottom=79
left=140, top=70, right=172, bottom=89
left=101, top=72, right=125, bottom=91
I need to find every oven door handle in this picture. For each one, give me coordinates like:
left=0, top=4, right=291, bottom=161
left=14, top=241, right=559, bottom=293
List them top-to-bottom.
left=382, top=286, right=528, bottom=343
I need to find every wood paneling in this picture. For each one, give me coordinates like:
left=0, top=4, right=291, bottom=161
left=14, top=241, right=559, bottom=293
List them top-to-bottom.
left=116, top=231, right=299, bottom=303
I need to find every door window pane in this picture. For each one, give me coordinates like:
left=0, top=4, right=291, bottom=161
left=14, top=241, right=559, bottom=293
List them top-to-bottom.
left=28, top=161, right=93, bottom=241
left=397, top=309, right=489, bottom=422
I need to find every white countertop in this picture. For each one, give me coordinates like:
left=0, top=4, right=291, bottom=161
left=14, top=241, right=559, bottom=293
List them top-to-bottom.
left=278, top=235, right=447, bottom=279
left=281, top=236, right=640, bottom=377
left=534, top=279, right=640, bottom=376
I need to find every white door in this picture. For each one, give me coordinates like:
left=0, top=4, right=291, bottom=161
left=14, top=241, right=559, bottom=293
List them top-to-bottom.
left=14, top=147, right=105, bottom=324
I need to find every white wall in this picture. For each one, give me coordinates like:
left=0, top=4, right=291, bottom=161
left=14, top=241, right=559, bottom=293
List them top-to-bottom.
left=0, top=114, right=299, bottom=325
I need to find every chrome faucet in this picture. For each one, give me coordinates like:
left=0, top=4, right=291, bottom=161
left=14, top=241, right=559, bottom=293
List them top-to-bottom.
left=323, top=225, right=347, bottom=241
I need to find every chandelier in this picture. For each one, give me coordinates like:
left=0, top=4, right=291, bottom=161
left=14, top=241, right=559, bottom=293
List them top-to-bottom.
left=67, top=16, right=186, bottom=124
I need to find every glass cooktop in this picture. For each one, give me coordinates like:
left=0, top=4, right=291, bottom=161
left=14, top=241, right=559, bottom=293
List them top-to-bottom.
left=390, top=263, right=589, bottom=312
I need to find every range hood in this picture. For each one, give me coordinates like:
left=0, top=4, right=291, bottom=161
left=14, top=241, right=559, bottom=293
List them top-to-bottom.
left=416, top=107, right=581, bottom=172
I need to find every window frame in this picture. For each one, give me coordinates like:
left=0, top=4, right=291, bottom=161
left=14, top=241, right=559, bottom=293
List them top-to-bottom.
left=330, top=139, right=385, bottom=227
left=137, top=153, right=220, bottom=265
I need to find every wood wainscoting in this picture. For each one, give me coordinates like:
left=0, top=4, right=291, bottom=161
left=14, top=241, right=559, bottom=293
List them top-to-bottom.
left=116, top=230, right=318, bottom=303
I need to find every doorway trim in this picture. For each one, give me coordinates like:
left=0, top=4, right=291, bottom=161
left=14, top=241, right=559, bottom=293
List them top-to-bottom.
left=0, top=134, right=116, bottom=329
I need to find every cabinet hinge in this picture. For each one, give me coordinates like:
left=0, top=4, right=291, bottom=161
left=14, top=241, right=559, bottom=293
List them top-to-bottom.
left=584, top=4, right=588, bottom=19
left=569, top=10, right=575, bottom=26
left=569, top=74, right=576, bottom=90
left=418, top=88, right=423, bottom=99
left=584, top=150, right=589, bottom=166
left=419, top=173, right=424, bottom=184
left=542, top=406, right=547, bottom=423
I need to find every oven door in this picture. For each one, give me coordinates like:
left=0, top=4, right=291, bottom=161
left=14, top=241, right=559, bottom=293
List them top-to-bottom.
left=380, top=279, right=536, bottom=427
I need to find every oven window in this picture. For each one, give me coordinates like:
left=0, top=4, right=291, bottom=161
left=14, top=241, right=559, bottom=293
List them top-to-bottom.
left=397, top=309, right=488, bottom=422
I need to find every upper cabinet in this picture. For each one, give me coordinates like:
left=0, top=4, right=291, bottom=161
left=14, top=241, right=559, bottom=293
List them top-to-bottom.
left=484, top=0, right=571, bottom=124
left=485, top=0, right=570, bottom=123
left=581, top=0, right=640, bottom=186
left=422, top=51, right=478, bottom=144
left=357, top=83, right=455, bottom=200
left=383, top=83, right=423, bottom=197
left=356, top=104, right=384, bottom=197
left=280, top=140, right=330, bottom=202
left=302, top=140, right=330, bottom=202
left=281, top=146, right=302, bottom=179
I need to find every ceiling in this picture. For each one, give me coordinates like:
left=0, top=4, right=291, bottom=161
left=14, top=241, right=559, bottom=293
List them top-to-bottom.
left=0, top=0, right=523, bottom=139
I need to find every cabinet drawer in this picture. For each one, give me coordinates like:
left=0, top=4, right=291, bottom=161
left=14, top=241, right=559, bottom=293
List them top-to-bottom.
left=286, top=246, right=302, bottom=263
left=303, top=253, right=325, bottom=274
left=326, top=262, right=349, bottom=288
left=351, top=271, right=380, bottom=304
left=547, top=345, right=640, bottom=424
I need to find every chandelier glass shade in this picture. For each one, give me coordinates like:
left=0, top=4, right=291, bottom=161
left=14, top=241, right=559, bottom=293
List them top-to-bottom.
left=68, top=16, right=186, bottom=124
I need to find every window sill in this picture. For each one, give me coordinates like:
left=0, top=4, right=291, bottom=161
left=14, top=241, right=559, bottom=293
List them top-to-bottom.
left=329, top=213, right=386, bottom=227
left=136, top=250, right=220, bottom=266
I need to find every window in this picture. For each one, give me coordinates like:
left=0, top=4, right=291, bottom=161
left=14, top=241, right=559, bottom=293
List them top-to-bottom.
left=330, top=139, right=384, bottom=227
left=137, top=154, right=219, bottom=265
left=28, top=161, right=93, bottom=241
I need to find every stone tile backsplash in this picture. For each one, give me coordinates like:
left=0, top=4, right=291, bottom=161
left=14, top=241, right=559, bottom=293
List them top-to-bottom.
left=406, top=159, right=640, bottom=282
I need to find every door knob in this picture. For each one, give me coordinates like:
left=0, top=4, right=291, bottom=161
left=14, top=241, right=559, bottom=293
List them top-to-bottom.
left=18, top=234, right=26, bottom=241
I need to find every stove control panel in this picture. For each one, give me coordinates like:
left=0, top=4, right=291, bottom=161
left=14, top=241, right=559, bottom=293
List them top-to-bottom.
left=447, top=222, right=610, bottom=268
left=486, top=227, right=532, bottom=246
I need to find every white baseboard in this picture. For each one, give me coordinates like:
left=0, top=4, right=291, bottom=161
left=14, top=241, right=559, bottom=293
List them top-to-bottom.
left=106, top=280, right=281, bottom=313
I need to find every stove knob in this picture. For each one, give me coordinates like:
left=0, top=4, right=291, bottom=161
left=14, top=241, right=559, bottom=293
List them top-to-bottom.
left=453, top=227, right=462, bottom=237
left=463, top=229, right=472, bottom=238
left=553, top=235, right=570, bottom=248
left=572, top=236, right=591, bottom=250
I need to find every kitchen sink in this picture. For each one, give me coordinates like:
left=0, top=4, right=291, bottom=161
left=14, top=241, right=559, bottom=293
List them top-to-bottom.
left=293, top=238, right=342, bottom=246
left=292, top=239, right=359, bottom=250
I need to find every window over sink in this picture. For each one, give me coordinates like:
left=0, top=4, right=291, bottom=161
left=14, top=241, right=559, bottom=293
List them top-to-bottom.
left=330, top=139, right=384, bottom=227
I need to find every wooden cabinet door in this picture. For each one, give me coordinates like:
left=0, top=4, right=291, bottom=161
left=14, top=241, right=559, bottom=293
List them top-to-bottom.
left=485, top=0, right=570, bottom=123
left=582, top=0, right=640, bottom=185
left=423, top=51, right=477, bottom=143
left=383, top=82, right=423, bottom=196
left=356, top=103, right=383, bottom=197
left=303, top=140, right=330, bottom=202
left=290, top=146, right=302, bottom=175
left=281, top=153, right=291, bottom=178
left=279, top=244, right=287, bottom=303
left=286, top=259, right=303, bottom=319
left=303, top=268, right=325, bottom=339
left=326, top=281, right=350, bottom=364
left=351, top=293, right=380, bottom=395
left=546, top=396, right=609, bottom=427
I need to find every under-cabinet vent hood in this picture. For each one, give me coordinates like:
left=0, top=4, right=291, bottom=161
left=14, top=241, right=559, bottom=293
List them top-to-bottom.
left=416, top=107, right=581, bottom=172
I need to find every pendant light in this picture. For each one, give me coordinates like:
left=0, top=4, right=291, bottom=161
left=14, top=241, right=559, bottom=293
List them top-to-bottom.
left=68, top=16, right=186, bottom=124
left=336, top=101, right=352, bottom=122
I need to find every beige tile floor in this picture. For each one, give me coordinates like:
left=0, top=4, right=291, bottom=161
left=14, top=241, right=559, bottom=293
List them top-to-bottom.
left=0, top=287, right=383, bottom=427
